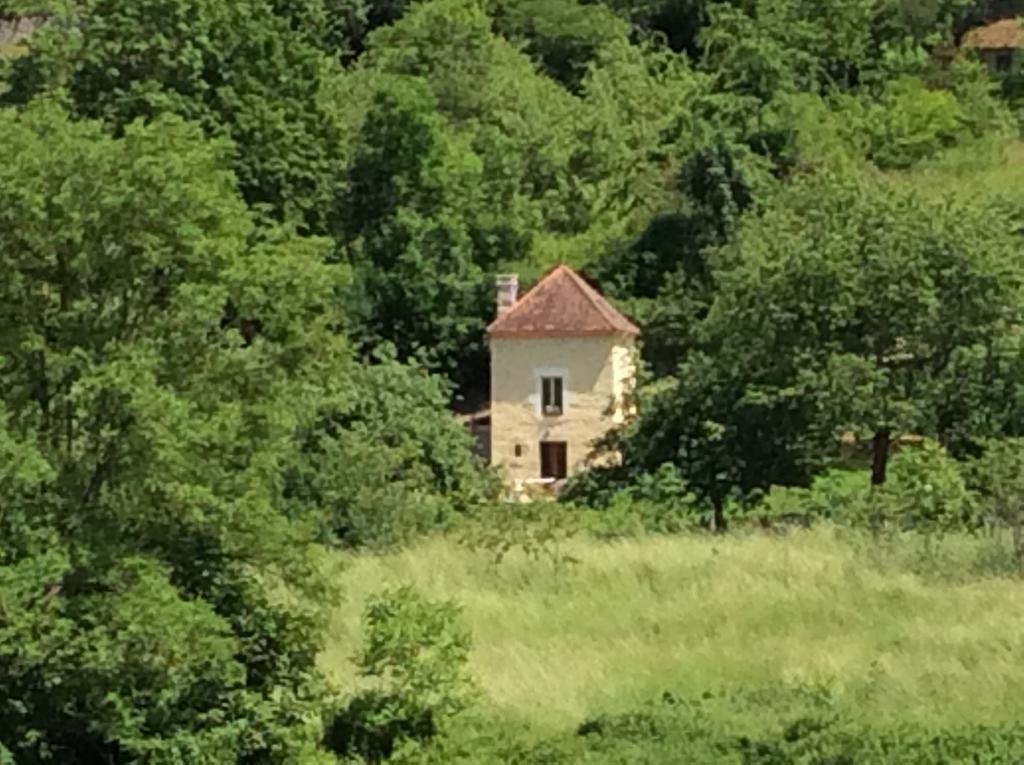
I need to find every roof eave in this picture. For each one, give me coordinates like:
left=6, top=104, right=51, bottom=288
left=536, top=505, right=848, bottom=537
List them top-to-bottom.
left=965, top=41, right=1024, bottom=49
left=488, top=328, right=640, bottom=340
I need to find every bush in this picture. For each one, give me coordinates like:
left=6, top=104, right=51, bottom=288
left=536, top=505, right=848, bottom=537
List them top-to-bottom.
left=949, top=57, right=1014, bottom=140
left=863, top=77, right=966, bottom=169
left=288, top=355, right=499, bottom=549
left=964, top=438, right=1024, bottom=569
left=869, top=441, right=976, bottom=534
left=755, top=446, right=977, bottom=536
left=563, top=463, right=702, bottom=538
left=753, top=468, right=869, bottom=528
left=326, top=587, right=475, bottom=762
left=397, top=687, right=1024, bottom=763
left=569, top=689, right=1024, bottom=764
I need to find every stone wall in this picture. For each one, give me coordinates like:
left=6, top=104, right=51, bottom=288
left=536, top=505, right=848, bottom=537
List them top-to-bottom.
left=489, top=335, right=636, bottom=486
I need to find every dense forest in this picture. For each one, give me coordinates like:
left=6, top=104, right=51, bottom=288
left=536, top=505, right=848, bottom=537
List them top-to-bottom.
left=5, top=0, right=1024, bottom=762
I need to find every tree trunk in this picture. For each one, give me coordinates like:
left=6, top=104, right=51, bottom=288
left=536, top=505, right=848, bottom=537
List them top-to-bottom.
left=871, top=429, right=891, bottom=487
left=712, top=499, right=727, bottom=534
left=1012, top=519, right=1024, bottom=575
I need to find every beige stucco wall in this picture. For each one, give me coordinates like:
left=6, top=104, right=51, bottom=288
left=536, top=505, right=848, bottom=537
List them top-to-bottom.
left=489, top=335, right=636, bottom=485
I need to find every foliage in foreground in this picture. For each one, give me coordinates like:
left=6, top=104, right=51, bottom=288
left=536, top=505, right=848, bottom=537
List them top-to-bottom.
left=3, top=0, right=1024, bottom=760
left=0, top=105, right=345, bottom=763
left=287, top=352, right=498, bottom=550
left=325, top=587, right=475, bottom=762
left=409, top=691, right=1024, bottom=764
left=566, top=693, right=1024, bottom=764
left=347, top=697, right=1024, bottom=763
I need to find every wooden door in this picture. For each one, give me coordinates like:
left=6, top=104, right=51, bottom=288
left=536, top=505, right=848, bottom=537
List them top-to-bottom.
left=540, top=441, right=568, bottom=480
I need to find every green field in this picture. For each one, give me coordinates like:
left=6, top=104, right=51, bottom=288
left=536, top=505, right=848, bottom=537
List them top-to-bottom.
left=897, top=137, right=1024, bottom=204
left=322, top=527, right=1024, bottom=747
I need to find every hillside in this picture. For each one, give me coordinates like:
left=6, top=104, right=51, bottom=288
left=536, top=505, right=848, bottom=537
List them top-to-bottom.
left=6, top=1, right=1024, bottom=763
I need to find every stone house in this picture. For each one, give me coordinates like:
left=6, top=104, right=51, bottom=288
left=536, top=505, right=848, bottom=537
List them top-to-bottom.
left=962, top=18, right=1024, bottom=74
left=486, top=265, right=639, bottom=492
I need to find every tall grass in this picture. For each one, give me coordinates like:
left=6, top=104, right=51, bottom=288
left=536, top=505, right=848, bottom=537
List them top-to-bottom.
left=895, top=137, right=1024, bottom=206
left=320, top=527, right=1024, bottom=737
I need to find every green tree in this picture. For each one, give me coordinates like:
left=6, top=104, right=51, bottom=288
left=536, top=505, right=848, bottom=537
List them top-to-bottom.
left=3, top=0, right=341, bottom=231
left=322, top=0, right=413, bottom=61
left=357, top=0, right=711, bottom=251
left=362, top=0, right=511, bottom=123
left=490, top=0, right=629, bottom=91
left=598, top=0, right=712, bottom=57
left=693, top=0, right=988, bottom=175
left=571, top=37, right=715, bottom=237
left=861, top=76, right=967, bottom=168
left=337, top=78, right=522, bottom=385
left=0, top=106, right=347, bottom=762
left=592, top=142, right=759, bottom=376
left=611, top=171, right=1023, bottom=524
left=705, top=172, right=1022, bottom=487
left=610, top=348, right=827, bottom=528
left=286, top=352, right=498, bottom=549
left=325, top=587, right=475, bottom=760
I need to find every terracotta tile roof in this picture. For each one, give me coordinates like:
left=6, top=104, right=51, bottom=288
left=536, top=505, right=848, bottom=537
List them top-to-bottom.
left=963, top=18, right=1024, bottom=49
left=487, top=264, right=640, bottom=339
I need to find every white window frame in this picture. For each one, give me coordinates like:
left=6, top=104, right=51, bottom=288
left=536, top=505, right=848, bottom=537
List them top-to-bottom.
left=532, top=366, right=569, bottom=418
left=541, top=376, right=564, bottom=417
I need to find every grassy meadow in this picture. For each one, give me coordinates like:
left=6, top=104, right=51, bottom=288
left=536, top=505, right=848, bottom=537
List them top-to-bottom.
left=898, top=137, right=1024, bottom=204
left=321, top=526, right=1024, bottom=746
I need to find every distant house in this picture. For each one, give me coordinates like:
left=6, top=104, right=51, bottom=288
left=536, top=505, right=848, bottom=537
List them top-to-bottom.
left=962, top=17, right=1024, bottom=74
left=486, top=265, right=639, bottom=493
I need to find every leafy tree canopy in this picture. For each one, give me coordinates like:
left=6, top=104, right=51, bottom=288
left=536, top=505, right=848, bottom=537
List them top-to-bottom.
left=2, top=0, right=342, bottom=232
left=0, top=104, right=349, bottom=761
left=609, top=169, right=1024, bottom=512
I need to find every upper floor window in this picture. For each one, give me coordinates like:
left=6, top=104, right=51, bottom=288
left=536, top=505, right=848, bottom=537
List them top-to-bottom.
left=542, top=376, right=563, bottom=416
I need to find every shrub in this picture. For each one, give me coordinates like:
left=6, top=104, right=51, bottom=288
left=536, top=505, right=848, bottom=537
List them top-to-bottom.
left=949, top=57, right=1014, bottom=140
left=863, top=77, right=966, bottom=169
left=287, top=355, right=499, bottom=549
left=964, top=438, right=1024, bottom=570
left=869, top=441, right=976, bottom=534
left=756, top=449, right=977, bottom=537
left=563, top=463, right=702, bottom=538
left=811, top=468, right=872, bottom=514
left=754, top=469, right=869, bottom=528
left=752, top=484, right=819, bottom=528
left=326, top=587, right=475, bottom=761
left=369, top=685, right=1024, bottom=763
left=570, top=690, right=1024, bottom=764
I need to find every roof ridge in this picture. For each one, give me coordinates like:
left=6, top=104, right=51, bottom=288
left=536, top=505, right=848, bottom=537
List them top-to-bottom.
left=487, top=264, right=640, bottom=338
left=488, top=264, right=567, bottom=327
left=493, top=265, right=559, bottom=323
left=563, top=267, right=628, bottom=330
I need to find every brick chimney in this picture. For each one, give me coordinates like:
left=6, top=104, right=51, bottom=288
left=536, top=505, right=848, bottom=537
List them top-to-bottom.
left=495, top=274, right=518, bottom=316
